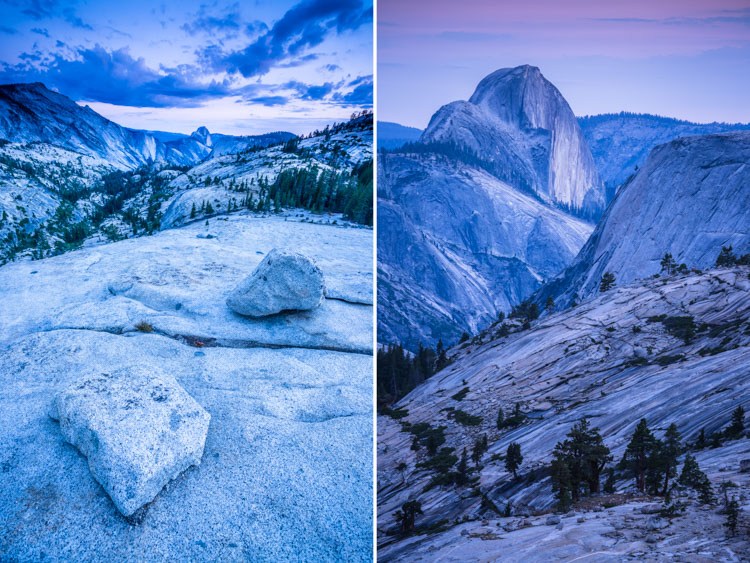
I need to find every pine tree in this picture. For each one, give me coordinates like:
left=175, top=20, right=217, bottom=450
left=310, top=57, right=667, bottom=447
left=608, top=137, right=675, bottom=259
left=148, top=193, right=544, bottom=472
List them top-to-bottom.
left=190, top=202, right=197, bottom=219
left=716, top=245, right=737, bottom=267
left=660, top=252, right=678, bottom=275
left=600, top=272, right=616, bottom=293
left=545, top=296, right=555, bottom=313
left=435, top=339, right=448, bottom=371
left=726, top=405, right=745, bottom=439
left=496, top=407, right=505, bottom=430
left=551, top=418, right=612, bottom=500
left=620, top=418, right=658, bottom=492
left=660, top=423, right=682, bottom=496
left=695, top=428, right=708, bottom=450
left=472, top=435, right=488, bottom=467
left=505, top=442, right=523, bottom=478
left=456, top=448, right=469, bottom=485
left=679, top=453, right=713, bottom=504
left=551, top=454, right=573, bottom=511
left=603, top=467, right=616, bottom=494
left=724, top=497, right=739, bottom=537
left=394, top=500, right=423, bottom=534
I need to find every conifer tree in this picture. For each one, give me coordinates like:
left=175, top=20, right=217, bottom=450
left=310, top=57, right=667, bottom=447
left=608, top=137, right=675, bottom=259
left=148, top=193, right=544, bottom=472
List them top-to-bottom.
left=716, top=245, right=737, bottom=267
left=660, top=252, right=678, bottom=275
left=600, top=272, right=616, bottom=292
left=545, top=296, right=555, bottom=313
left=726, top=405, right=745, bottom=439
left=496, top=407, right=505, bottom=430
left=551, top=418, right=611, bottom=500
left=620, top=418, right=658, bottom=492
left=660, top=423, right=682, bottom=495
left=695, top=428, right=708, bottom=450
left=505, top=442, right=523, bottom=478
left=456, top=448, right=469, bottom=485
left=679, top=453, right=713, bottom=504
left=603, top=467, right=616, bottom=494
left=724, top=497, right=739, bottom=537
left=394, top=500, right=423, bottom=534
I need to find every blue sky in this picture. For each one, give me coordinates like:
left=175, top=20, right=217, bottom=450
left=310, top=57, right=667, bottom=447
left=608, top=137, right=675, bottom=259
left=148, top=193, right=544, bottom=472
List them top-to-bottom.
left=0, top=0, right=373, bottom=135
left=379, top=0, right=750, bottom=128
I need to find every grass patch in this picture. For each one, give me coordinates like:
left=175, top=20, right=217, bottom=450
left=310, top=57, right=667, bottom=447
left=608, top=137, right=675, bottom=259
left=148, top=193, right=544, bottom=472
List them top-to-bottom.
left=661, top=316, right=696, bottom=343
left=135, top=321, right=154, bottom=333
left=656, top=354, right=685, bottom=366
left=624, top=356, right=649, bottom=367
left=451, top=387, right=470, bottom=401
left=380, top=406, right=409, bottom=420
left=452, top=409, right=483, bottom=426
left=408, top=423, right=446, bottom=455
left=416, top=447, right=457, bottom=472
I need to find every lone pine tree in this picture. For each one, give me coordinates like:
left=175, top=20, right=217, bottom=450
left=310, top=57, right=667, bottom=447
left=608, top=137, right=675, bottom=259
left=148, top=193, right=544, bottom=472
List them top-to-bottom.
left=599, top=272, right=616, bottom=293
left=505, top=442, right=523, bottom=478
left=395, top=500, right=423, bottom=535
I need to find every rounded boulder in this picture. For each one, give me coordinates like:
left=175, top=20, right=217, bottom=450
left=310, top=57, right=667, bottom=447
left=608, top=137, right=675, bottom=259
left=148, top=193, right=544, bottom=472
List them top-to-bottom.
left=227, top=249, right=325, bottom=317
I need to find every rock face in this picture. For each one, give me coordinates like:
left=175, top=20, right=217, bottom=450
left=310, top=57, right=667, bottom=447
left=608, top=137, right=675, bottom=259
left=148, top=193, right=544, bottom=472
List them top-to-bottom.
left=422, top=65, right=605, bottom=217
left=377, top=66, right=606, bottom=350
left=578, top=112, right=750, bottom=196
left=537, top=131, right=750, bottom=308
left=378, top=153, right=592, bottom=350
left=227, top=249, right=326, bottom=317
left=51, top=368, right=210, bottom=517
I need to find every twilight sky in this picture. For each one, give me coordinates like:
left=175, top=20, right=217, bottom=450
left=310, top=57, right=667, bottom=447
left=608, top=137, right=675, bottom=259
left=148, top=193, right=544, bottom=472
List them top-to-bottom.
left=0, top=0, right=373, bottom=135
left=379, top=0, right=750, bottom=128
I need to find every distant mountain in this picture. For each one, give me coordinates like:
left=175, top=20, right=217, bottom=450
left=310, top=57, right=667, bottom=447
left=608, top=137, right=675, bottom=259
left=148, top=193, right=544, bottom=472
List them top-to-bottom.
left=422, top=65, right=605, bottom=219
left=378, top=66, right=599, bottom=350
left=0, top=82, right=184, bottom=168
left=0, top=82, right=295, bottom=169
left=578, top=112, right=750, bottom=197
left=377, top=121, right=422, bottom=151
left=537, top=131, right=750, bottom=309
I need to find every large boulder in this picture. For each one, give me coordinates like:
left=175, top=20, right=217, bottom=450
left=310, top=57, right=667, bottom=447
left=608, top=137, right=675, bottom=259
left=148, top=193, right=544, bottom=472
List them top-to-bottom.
left=227, top=248, right=325, bottom=317
left=50, top=368, right=210, bottom=517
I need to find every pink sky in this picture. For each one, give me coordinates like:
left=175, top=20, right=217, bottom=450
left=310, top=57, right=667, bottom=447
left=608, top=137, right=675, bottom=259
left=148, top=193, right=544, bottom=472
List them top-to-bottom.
left=379, top=0, right=750, bottom=127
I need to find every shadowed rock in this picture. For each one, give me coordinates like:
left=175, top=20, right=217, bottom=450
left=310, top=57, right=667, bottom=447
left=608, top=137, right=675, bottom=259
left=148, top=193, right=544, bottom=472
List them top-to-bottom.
left=227, top=248, right=325, bottom=317
left=50, top=368, right=210, bottom=517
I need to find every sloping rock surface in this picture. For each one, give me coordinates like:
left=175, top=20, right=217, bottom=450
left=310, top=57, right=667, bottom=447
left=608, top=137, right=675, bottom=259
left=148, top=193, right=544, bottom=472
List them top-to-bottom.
left=538, top=131, right=750, bottom=308
left=0, top=214, right=373, bottom=561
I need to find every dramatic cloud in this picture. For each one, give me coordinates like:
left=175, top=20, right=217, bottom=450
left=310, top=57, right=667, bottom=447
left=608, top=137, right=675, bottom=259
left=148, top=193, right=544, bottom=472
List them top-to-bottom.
left=0, top=0, right=373, bottom=132
left=4, top=0, right=93, bottom=30
left=18, top=0, right=60, bottom=20
left=220, top=0, right=371, bottom=77
left=182, top=3, right=244, bottom=39
left=0, top=44, right=231, bottom=107
left=332, top=75, right=372, bottom=105
left=284, top=80, right=336, bottom=100
left=249, top=95, right=288, bottom=106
